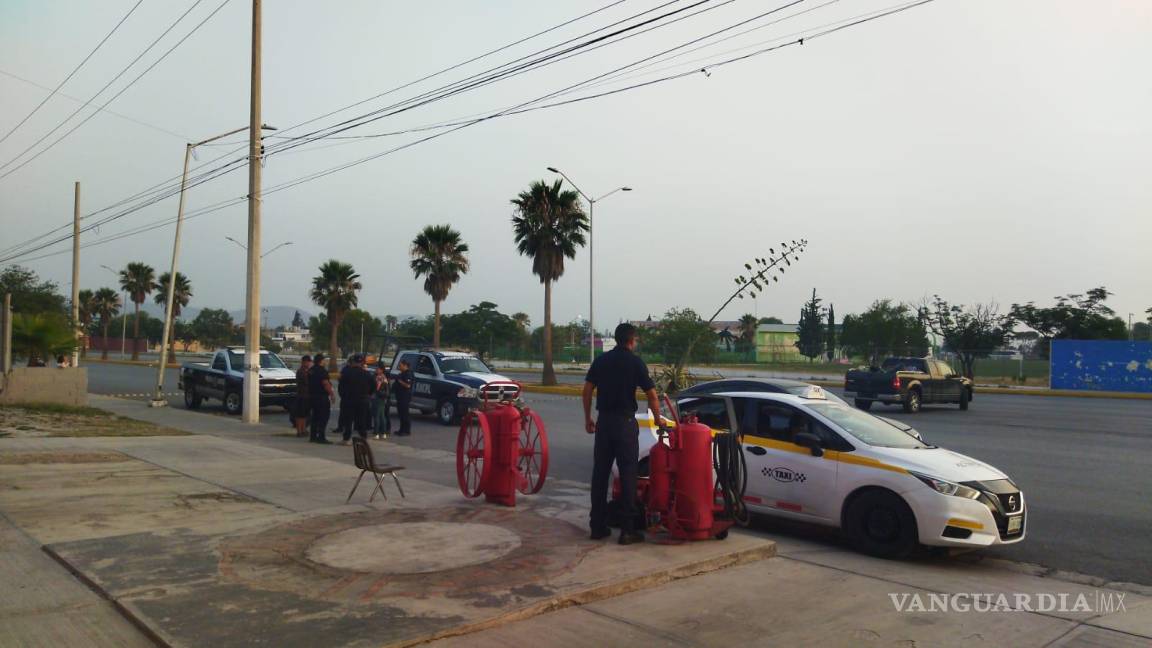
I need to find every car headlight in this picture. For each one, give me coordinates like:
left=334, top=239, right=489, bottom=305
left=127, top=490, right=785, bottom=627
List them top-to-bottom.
left=457, top=386, right=478, bottom=399
left=909, top=471, right=981, bottom=499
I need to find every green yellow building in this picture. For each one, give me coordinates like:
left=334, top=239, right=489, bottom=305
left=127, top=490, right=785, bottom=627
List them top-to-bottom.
left=755, top=324, right=802, bottom=362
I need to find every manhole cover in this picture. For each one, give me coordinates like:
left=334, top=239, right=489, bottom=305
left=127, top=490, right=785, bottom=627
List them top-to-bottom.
left=305, top=522, right=521, bottom=574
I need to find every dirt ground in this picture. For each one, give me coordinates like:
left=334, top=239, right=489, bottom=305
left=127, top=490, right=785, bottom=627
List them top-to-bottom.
left=0, top=404, right=190, bottom=439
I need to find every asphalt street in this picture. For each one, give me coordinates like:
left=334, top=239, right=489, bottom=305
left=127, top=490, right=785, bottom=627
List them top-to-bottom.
left=83, top=361, right=1152, bottom=586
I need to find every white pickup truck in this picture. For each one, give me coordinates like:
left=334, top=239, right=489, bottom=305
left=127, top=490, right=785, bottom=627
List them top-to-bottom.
left=178, top=347, right=297, bottom=415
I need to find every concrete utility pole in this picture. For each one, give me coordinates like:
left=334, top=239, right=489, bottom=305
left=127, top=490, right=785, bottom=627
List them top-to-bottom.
left=242, top=0, right=263, bottom=423
left=150, top=144, right=192, bottom=408
left=71, top=181, right=81, bottom=367
left=1, top=293, right=11, bottom=373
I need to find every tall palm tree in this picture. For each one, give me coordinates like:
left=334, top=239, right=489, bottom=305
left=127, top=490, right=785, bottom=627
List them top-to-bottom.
left=511, top=179, right=588, bottom=385
left=410, top=224, right=470, bottom=348
left=310, top=260, right=361, bottom=363
left=119, top=262, right=155, bottom=360
left=154, top=272, right=192, bottom=363
left=92, top=287, right=121, bottom=360
left=76, top=289, right=94, bottom=358
left=739, top=313, right=759, bottom=359
left=384, top=315, right=398, bottom=332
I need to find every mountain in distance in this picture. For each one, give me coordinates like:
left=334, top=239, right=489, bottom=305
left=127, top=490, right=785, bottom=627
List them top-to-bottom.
left=138, top=303, right=314, bottom=329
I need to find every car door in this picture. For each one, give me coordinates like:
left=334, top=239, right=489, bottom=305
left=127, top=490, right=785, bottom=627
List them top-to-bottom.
left=207, top=353, right=228, bottom=397
left=412, top=354, right=437, bottom=409
left=935, top=361, right=962, bottom=401
left=740, top=399, right=840, bottom=522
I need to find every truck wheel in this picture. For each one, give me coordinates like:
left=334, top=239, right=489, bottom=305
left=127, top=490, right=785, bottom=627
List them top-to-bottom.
left=184, top=387, right=202, bottom=410
left=959, top=388, right=970, bottom=410
left=902, top=389, right=921, bottom=414
left=223, top=391, right=242, bottom=415
left=437, top=399, right=458, bottom=426
left=854, top=399, right=873, bottom=411
left=843, top=489, right=919, bottom=559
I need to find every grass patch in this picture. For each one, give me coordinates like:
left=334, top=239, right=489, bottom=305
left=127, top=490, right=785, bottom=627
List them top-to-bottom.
left=0, top=402, right=111, bottom=417
left=0, top=404, right=190, bottom=438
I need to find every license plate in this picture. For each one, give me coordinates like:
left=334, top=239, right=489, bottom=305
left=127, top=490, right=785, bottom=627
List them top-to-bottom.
left=1007, top=516, right=1022, bottom=533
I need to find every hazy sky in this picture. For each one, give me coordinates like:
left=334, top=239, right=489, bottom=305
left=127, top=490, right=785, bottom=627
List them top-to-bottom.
left=1, top=0, right=1149, bottom=331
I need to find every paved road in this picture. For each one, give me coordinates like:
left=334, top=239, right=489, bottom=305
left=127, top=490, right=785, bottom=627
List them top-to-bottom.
left=83, top=361, right=1152, bottom=586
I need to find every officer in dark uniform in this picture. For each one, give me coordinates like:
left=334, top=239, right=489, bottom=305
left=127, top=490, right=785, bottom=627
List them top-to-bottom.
left=583, top=323, right=662, bottom=545
left=308, top=354, right=335, bottom=444
left=393, top=359, right=414, bottom=437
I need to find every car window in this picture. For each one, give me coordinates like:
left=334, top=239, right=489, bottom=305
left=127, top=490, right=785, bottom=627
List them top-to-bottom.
left=227, top=351, right=286, bottom=369
left=212, top=354, right=226, bottom=370
left=415, top=356, right=436, bottom=375
left=441, top=357, right=490, bottom=374
left=882, top=358, right=926, bottom=373
left=937, top=361, right=956, bottom=377
left=678, top=397, right=730, bottom=431
left=752, top=403, right=807, bottom=442
left=806, top=403, right=927, bottom=449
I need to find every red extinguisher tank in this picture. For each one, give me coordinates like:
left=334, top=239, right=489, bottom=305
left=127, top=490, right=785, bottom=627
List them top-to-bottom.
left=675, top=419, right=714, bottom=540
left=647, top=435, right=671, bottom=516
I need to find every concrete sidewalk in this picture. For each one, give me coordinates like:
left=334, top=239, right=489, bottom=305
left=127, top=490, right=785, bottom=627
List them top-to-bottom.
left=2, top=397, right=1150, bottom=647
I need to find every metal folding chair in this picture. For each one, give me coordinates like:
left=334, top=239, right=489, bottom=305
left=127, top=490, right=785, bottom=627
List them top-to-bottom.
left=346, top=437, right=406, bottom=503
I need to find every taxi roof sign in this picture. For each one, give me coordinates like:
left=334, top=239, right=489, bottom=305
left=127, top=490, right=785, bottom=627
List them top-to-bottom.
left=801, top=385, right=827, bottom=400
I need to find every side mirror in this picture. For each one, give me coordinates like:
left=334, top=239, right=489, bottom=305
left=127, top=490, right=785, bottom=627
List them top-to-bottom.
left=794, top=432, right=824, bottom=457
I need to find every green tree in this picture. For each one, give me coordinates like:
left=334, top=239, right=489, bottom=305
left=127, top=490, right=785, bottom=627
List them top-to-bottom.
left=511, top=179, right=588, bottom=385
left=410, top=224, right=470, bottom=348
left=310, top=260, right=362, bottom=363
left=118, top=262, right=156, bottom=361
left=0, top=265, right=66, bottom=314
left=154, top=272, right=192, bottom=362
left=91, top=287, right=121, bottom=360
left=1011, top=287, right=1128, bottom=357
left=794, top=288, right=825, bottom=362
left=75, top=289, right=94, bottom=358
left=919, top=296, right=1016, bottom=379
left=840, top=300, right=929, bottom=365
left=440, top=302, right=523, bottom=357
left=826, top=304, right=837, bottom=361
left=192, top=308, right=235, bottom=349
left=650, top=308, right=716, bottom=365
left=308, top=309, right=382, bottom=356
left=291, top=310, right=305, bottom=329
left=12, top=312, right=74, bottom=365
left=738, top=313, right=759, bottom=355
left=384, top=314, right=398, bottom=332
left=758, top=316, right=783, bottom=325
left=173, top=320, right=197, bottom=352
left=1133, top=322, right=1151, bottom=341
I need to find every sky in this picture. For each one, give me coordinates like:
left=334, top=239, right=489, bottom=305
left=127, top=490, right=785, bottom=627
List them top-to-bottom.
left=1, top=0, right=1149, bottom=333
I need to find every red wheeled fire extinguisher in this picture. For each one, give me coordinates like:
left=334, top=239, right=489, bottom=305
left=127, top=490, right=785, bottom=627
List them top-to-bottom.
left=456, top=381, right=549, bottom=506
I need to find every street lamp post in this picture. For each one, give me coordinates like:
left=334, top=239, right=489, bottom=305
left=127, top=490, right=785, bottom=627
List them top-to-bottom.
left=150, top=124, right=277, bottom=408
left=547, top=167, right=631, bottom=366
left=225, top=237, right=293, bottom=258
left=100, top=265, right=128, bottom=359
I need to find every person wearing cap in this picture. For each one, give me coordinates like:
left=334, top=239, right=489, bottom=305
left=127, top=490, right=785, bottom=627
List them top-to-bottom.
left=308, top=354, right=335, bottom=444
left=293, top=355, right=313, bottom=437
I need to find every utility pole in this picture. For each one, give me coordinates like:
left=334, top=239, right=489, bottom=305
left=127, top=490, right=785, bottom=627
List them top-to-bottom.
left=242, top=0, right=263, bottom=423
left=150, top=144, right=192, bottom=407
left=70, top=182, right=80, bottom=366
left=1, top=293, right=11, bottom=373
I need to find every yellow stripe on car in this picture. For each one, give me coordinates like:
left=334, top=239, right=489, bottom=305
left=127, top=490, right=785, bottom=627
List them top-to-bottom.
left=946, top=518, right=985, bottom=530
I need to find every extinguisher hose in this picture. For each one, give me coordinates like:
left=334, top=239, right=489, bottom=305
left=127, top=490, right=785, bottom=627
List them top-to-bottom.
left=713, top=432, right=750, bottom=526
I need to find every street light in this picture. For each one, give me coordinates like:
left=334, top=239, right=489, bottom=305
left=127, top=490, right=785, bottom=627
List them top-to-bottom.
left=150, top=124, right=277, bottom=408
left=547, top=166, right=632, bottom=366
left=224, top=236, right=293, bottom=258
left=100, top=264, right=128, bottom=360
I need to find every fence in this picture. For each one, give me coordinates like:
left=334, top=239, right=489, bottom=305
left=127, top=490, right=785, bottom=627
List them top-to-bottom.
left=1050, top=340, right=1152, bottom=393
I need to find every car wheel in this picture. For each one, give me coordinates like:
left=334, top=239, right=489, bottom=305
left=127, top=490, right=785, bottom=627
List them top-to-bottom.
left=184, top=387, right=202, bottom=410
left=959, top=388, right=970, bottom=410
left=902, top=389, right=921, bottom=413
left=223, top=391, right=242, bottom=415
left=437, top=399, right=457, bottom=426
left=854, top=399, right=873, bottom=411
left=843, top=489, right=919, bottom=559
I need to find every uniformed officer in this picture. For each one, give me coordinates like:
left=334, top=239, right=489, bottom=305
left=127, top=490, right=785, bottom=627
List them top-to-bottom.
left=583, top=323, right=662, bottom=545
left=308, top=354, right=335, bottom=444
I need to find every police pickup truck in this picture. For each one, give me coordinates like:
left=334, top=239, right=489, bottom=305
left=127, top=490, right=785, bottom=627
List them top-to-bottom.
left=179, top=347, right=297, bottom=415
left=389, top=350, right=515, bottom=425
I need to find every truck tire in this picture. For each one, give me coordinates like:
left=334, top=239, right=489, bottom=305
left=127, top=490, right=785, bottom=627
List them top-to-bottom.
left=184, top=387, right=202, bottom=410
left=902, top=388, right=921, bottom=414
left=959, top=388, right=970, bottom=410
left=223, top=391, right=242, bottom=415
left=436, top=399, right=458, bottom=426
left=854, top=399, right=873, bottom=411
left=843, top=489, right=919, bottom=559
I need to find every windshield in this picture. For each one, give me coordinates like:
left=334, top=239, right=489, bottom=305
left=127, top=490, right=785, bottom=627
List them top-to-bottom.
left=227, top=351, right=287, bottom=370
left=440, top=357, right=490, bottom=374
left=783, top=385, right=848, bottom=406
left=807, top=403, right=927, bottom=448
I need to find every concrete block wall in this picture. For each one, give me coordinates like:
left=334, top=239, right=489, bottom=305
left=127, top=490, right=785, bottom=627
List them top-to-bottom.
left=0, top=367, right=89, bottom=407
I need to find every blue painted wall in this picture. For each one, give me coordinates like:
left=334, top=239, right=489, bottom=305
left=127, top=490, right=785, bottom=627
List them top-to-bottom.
left=1050, top=340, right=1152, bottom=393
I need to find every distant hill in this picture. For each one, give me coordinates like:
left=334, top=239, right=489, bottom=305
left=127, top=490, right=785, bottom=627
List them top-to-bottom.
left=139, top=303, right=314, bottom=329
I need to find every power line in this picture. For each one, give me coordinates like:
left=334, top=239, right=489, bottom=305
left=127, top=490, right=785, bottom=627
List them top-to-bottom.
left=0, top=0, right=146, bottom=146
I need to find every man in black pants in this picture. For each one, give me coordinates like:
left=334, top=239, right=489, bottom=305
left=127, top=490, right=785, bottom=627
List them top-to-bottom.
left=583, top=323, right=662, bottom=545
left=308, top=354, right=335, bottom=444
left=342, top=354, right=374, bottom=444
left=335, top=355, right=360, bottom=439
left=393, top=359, right=414, bottom=436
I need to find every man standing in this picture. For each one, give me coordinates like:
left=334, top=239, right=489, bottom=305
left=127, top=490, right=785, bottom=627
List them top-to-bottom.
left=583, top=323, right=661, bottom=545
left=308, top=353, right=335, bottom=444
left=342, top=354, right=373, bottom=445
left=293, top=355, right=313, bottom=437
left=335, top=355, right=359, bottom=439
left=393, top=358, right=414, bottom=437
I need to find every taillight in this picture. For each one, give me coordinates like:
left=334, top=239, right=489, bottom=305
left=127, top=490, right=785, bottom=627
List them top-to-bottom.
left=892, top=375, right=901, bottom=390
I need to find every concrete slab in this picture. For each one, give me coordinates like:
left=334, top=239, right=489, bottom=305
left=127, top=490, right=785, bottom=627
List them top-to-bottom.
left=1087, top=595, right=1152, bottom=639
left=1049, top=625, right=1152, bottom=647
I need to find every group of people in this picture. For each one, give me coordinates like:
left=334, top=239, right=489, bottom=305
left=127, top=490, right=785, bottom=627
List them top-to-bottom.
left=291, top=353, right=414, bottom=445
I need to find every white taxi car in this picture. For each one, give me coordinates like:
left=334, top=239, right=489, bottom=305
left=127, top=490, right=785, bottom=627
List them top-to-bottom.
left=639, top=378, right=1026, bottom=558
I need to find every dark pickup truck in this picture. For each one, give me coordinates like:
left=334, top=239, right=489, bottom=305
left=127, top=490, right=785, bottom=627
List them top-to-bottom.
left=179, top=347, right=298, bottom=415
left=843, top=357, right=972, bottom=413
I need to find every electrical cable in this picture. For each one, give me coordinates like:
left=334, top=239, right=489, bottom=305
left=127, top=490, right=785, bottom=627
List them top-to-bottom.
left=0, top=0, right=146, bottom=146
left=714, top=431, right=750, bottom=526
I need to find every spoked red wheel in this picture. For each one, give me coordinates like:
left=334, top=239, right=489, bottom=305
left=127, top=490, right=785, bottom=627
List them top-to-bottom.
left=516, top=408, right=549, bottom=494
left=457, top=410, right=492, bottom=498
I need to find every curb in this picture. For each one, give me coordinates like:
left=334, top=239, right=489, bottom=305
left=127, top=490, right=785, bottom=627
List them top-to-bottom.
left=83, top=358, right=182, bottom=369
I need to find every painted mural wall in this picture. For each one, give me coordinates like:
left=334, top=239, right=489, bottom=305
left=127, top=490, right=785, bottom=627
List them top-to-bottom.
left=1050, top=340, right=1152, bottom=393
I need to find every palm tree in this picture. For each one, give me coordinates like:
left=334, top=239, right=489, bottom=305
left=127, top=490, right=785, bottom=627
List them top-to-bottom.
left=511, top=179, right=588, bottom=385
left=410, top=225, right=470, bottom=348
left=310, top=260, right=361, bottom=363
left=119, top=262, right=156, bottom=360
left=154, top=272, right=192, bottom=363
left=92, top=287, right=121, bottom=360
left=76, top=289, right=94, bottom=358
left=512, top=312, right=531, bottom=331
left=12, top=313, right=75, bottom=366
left=739, top=313, right=759, bottom=359
left=384, top=315, right=398, bottom=332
